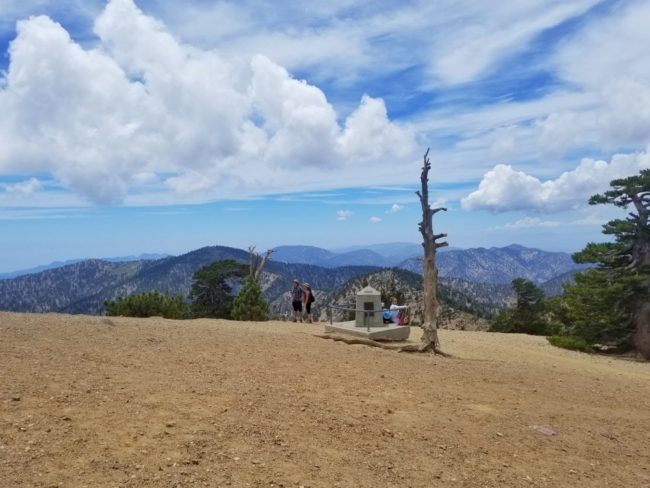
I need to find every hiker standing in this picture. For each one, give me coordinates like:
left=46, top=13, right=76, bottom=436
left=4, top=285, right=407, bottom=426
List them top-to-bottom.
left=290, top=279, right=304, bottom=322
left=303, top=283, right=315, bottom=323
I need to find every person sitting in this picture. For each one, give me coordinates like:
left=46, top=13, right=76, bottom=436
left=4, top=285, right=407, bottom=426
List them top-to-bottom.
left=389, top=296, right=408, bottom=325
left=382, top=310, right=393, bottom=324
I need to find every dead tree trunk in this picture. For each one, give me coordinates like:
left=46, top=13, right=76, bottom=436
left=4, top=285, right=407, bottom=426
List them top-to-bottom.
left=416, top=148, right=448, bottom=353
left=248, top=246, right=274, bottom=282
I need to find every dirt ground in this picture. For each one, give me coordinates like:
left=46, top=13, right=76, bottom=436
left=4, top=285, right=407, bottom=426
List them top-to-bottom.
left=1, top=312, right=649, bottom=488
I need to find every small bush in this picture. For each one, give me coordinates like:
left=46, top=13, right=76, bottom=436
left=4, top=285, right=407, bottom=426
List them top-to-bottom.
left=231, top=277, right=268, bottom=321
left=104, top=291, right=189, bottom=319
left=547, top=335, right=593, bottom=353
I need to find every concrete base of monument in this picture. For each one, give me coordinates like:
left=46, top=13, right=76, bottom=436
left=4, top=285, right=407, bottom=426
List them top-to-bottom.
left=324, top=321, right=411, bottom=341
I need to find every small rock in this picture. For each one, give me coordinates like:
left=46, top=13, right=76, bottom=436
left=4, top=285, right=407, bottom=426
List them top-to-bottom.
left=11, top=395, right=21, bottom=402
left=165, top=422, right=176, bottom=428
left=530, top=425, right=556, bottom=436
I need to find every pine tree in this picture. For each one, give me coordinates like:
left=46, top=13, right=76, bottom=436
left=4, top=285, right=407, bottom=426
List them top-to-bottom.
left=558, top=169, right=650, bottom=357
left=189, top=260, right=247, bottom=318
left=559, top=269, right=634, bottom=345
left=231, top=277, right=268, bottom=321
left=491, top=278, right=547, bottom=335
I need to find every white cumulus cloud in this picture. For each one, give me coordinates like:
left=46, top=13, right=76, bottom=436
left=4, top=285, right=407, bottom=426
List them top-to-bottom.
left=0, top=0, right=415, bottom=205
left=462, top=151, right=650, bottom=213
left=387, top=203, right=403, bottom=214
left=336, top=210, right=352, bottom=221
left=369, top=216, right=382, bottom=223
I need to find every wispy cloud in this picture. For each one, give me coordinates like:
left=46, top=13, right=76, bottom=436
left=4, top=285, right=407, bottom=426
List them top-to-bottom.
left=1, top=177, right=42, bottom=194
left=370, top=186, right=415, bottom=192
left=0, top=207, right=91, bottom=221
left=222, top=207, right=250, bottom=212
left=336, top=210, right=352, bottom=221
left=493, top=212, right=613, bottom=231
left=369, top=216, right=382, bottom=223
left=496, top=217, right=562, bottom=230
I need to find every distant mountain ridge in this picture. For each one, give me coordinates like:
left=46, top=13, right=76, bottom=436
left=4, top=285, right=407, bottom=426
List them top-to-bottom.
left=272, top=242, right=454, bottom=268
left=0, top=243, right=586, bottom=316
left=273, top=243, right=587, bottom=285
left=397, top=244, right=588, bottom=285
left=272, top=245, right=393, bottom=268
left=0, top=246, right=377, bottom=315
left=0, top=253, right=170, bottom=280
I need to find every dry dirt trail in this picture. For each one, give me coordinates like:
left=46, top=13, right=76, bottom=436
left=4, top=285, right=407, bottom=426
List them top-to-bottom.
left=1, top=312, right=649, bottom=488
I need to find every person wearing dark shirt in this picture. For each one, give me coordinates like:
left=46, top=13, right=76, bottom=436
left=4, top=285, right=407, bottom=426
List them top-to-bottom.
left=291, top=279, right=304, bottom=322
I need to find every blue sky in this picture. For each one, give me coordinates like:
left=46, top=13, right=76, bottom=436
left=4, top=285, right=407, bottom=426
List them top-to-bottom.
left=1, top=0, right=649, bottom=272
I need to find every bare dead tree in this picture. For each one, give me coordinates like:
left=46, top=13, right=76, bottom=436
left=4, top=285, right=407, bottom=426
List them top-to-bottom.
left=414, top=148, right=448, bottom=353
left=317, top=150, right=451, bottom=356
left=248, top=246, right=274, bottom=282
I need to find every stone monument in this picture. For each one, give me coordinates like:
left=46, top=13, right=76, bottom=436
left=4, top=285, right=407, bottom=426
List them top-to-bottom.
left=355, top=285, right=383, bottom=328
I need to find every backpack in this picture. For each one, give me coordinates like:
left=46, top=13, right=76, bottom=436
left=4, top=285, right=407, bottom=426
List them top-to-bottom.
left=309, top=291, right=315, bottom=303
left=398, top=309, right=409, bottom=326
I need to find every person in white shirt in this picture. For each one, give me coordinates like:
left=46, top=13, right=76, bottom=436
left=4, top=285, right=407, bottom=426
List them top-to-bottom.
left=389, top=296, right=407, bottom=325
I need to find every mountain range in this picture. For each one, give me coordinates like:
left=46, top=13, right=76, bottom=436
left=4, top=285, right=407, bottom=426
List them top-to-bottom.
left=0, top=243, right=586, bottom=317
left=272, top=243, right=588, bottom=286
left=397, top=244, right=588, bottom=284
left=0, top=246, right=376, bottom=315
left=0, top=253, right=169, bottom=280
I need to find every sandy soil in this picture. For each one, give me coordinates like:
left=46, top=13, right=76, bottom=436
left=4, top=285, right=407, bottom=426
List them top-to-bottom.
left=1, top=312, right=649, bottom=488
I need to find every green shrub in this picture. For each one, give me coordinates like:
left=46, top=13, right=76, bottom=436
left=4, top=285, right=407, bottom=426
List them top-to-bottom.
left=231, top=277, right=268, bottom=321
left=104, top=290, right=189, bottom=319
left=547, top=335, right=593, bottom=353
